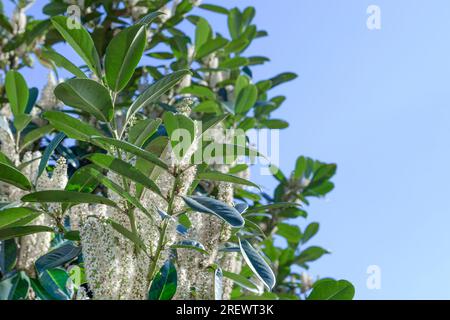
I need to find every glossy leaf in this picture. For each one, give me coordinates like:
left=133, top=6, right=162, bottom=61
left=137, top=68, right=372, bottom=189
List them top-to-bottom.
left=137, top=12, right=164, bottom=25
left=51, top=16, right=101, bottom=77
left=195, top=18, right=211, bottom=50
left=105, top=24, right=146, bottom=92
left=41, top=49, right=87, bottom=78
left=126, top=69, right=191, bottom=122
left=5, top=70, right=28, bottom=116
left=269, top=72, right=298, bottom=88
left=54, top=79, right=113, bottom=122
left=235, top=84, right=257, bottom=115
left=43, top=111, right=105, bottom=142
left=163, top=111, right=195, bottom=159
left=13, top=114, right=32, bottom=132
left=128, top=118, right=161, bottom=148
left=20, top=125, right=53, bottom=151
left=37, top=132, right=65, bottom=179
left=91, top=137, right=168, bottom=170
left=86, top=153, right=162, bottom=197
left=0, top=163, right=32, bottom=191
left=65, top=164, right=99, bottom=193
left=198, top=171, right=260, bottom=189
left=22, top=190, right=117, bottom=208
left=182, top=195, right=244, bottom=228
left=244, top=202, right=300, bottom=214
left=0, top=207, right=41, bottom=229
left=302, top=222, right=319, bottom=244
left=276, top=223, right=302, bottom=245
left=0, top=225, right=54, bottom=241
left=238, top=237, right=275, bottom=290
left=0, top=239, right=17, bottom=275
left=171, top=240, right=208, bottom=255
left=35, top=243, right=81, bottom=274
left=296, top=246, right=330, bottom=265
left=148, top=261, right=177, bottom=300
left=214, top=267, right=223, bottom=300
left=38, top=268, right=71, bottom=300
left=222, top=270, right=260, bottom=294
left=0, top=271, right=30, bottom=300
left=30, top=278, right=53, bottom=300
left=307, top=279, right=355, bottom=300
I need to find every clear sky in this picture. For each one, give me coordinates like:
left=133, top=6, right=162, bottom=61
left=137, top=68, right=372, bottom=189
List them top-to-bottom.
left=5, top=0, right=450, bottom=299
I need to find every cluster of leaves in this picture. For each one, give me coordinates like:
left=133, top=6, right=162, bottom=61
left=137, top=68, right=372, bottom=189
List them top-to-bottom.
left=0, top=0, right=354, bottom=300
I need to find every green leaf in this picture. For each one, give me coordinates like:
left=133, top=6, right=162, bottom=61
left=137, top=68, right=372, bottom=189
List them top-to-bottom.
left=199, top=4, right=229, bottom=14
left=228, top=8, right=242, bottom=39
left=136, top=12, right=164, bottom=25
left=51, top=16, right=101, bottom=77
left=195, top=18, right=211, bottom=50
left=105, top=24, right=146, bottom=92
left=196, top=37, right=228, bottom=59
left=41, top=49, right=87, bottom=78
left=220, top=57, right=249, bottom=69
left=126, top=69, right=191, bottom=122
left=5, top=70, right=28, bottom=116
left=269, top=72, right=298, bottom=88
left=54, top=79, right=114, bottom=122
left=235, top=84, right=257, bottom=115
left=180, top=85, right=215, bottom=100
left=43, top=111, right=105, bottom=142
left=163, top=111, right=195, bottom=159
left=13, top=114, right=32, bottom=132
left=201, top=114, right=229, bottom=134
left=128, top=118, right=161, bottom=148
left=260, top=119, right=289, bottom=129
left=20, top=125, right=54, bottom=151
left=37, top=132, right=65, bottom=179
left=91, top=136, right=168, bottom=170
left=0, top=151, right=14, bottom=166
left=86, top=153, right=162, bottom=197
left=294, top=156, right=307, bottom=179
left=0, top=162, right=32, bottom=191
left=309, top=163, right=337, bottom=188
left=65, top=164, right=99, bottom=193
left=198, top=171, right=260, bottom=189
left=22, top=190, right=117, bottom=208
left=182, top=196, right=244, bottom=228
left=244, top=202, right=300, bottom=214
left=0, top=207, right=41, bottom=228
left=106, top=219, right=147, bottom=252
left=302, top=222, right=319, bottom=244
left=276, top=223, right=302, bottom=245
left=0, top=225, right=54, bottom=241
left=238, top=237, right=275, bottom=290
left=0, top=239, right=17, bottom=275
left=171, top=240, right=208, bottom=255
left=35, top=243, right=81, bottom=274
left=296, top=246, right=330, bottom=265
left=148, top=261, right=177, bottom=300
left=214, top=267, right=223, bottom=300
left=38, top=268, right=70, bottom=300
left=222, top=270, right=260, bottom=294
left=0, top=271, right=30, bottom=300
left=30, top=278, right=53, bottom=300
left=307, top=279, right=355, bottom=300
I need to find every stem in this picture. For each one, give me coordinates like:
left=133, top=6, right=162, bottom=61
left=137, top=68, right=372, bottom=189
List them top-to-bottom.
left=146, top=170, right=180, bottom=282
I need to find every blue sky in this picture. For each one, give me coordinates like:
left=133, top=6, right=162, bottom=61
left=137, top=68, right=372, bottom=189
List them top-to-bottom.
left=5, top=0, right=450, bottom=299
